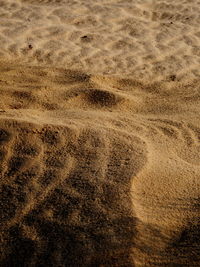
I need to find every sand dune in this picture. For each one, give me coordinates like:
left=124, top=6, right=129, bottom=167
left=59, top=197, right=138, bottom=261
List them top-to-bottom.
left=0, top=0, right=200, bottom=266
left=0, top=62, right=199, bottom=266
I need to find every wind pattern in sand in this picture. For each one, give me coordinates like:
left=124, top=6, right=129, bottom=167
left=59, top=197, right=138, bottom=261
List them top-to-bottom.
left=0, top=0, right=200, bottom=266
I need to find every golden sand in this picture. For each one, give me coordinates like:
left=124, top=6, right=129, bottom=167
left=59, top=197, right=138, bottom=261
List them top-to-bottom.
left=0, top=0, right=200, bottom=266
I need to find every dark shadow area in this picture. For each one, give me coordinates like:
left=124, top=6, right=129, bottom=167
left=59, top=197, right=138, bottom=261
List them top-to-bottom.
left=1, top=127, right=147, bottom=266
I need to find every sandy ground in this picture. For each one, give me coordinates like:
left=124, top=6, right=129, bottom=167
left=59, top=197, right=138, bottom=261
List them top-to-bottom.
left=0, top=0, right=200, bottom=266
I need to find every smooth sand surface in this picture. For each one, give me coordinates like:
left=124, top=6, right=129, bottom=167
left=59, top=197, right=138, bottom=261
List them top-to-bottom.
left=0, top=0, right=200, bottom=266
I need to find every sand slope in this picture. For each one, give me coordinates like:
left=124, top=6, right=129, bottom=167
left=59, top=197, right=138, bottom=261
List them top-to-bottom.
left=0, top=0, right=200, bottom=266
left=0, top=61, right=199, bottom=266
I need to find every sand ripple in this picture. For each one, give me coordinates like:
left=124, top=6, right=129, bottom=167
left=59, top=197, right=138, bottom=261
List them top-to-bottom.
left=0, top=0, right=199, bottom=80
left=0, top=62, right=199, bottom=266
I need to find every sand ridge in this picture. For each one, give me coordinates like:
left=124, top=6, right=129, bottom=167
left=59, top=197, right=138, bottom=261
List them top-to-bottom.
left=0, top=61, right=199, bottom=266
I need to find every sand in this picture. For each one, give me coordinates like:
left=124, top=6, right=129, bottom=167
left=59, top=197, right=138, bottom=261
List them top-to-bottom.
left=0, top=0, right=200, bottom=266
